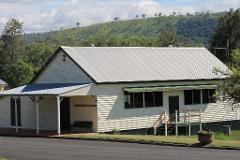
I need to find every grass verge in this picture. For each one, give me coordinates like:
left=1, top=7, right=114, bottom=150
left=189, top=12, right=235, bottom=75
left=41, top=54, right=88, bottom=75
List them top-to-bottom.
left=59, top=133, right=240, bottom=150
left=0, top=157, right=9, bottom=160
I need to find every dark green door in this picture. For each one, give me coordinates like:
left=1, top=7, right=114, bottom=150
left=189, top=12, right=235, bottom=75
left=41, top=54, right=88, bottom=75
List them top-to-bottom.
left=169, top=96, right=179, bottom=121
left=60, top=97, right=70, bottom=131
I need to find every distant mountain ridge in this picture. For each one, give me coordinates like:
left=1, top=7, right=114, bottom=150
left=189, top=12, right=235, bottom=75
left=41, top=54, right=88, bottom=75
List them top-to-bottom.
left=25, top=12, right=224, bottom=47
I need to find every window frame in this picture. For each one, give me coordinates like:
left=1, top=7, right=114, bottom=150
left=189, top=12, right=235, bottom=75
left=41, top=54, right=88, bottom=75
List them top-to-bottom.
left=184, top=89, right=216, bottom=105
left=202, top=89, right=216, bottom=104
left=124, top=91, right=163, bottom=109
left=144, top=92, right=155, bottom=108
left=10, top=98, right=22, bottom=127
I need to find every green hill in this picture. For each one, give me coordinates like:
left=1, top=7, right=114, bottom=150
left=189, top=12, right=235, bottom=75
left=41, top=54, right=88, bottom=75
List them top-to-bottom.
left=25, top=12, right=223, bottom=47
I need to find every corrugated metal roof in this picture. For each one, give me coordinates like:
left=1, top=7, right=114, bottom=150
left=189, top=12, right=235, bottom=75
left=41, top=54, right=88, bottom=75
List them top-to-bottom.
left=62, top=47, right=228, bottom=83
left=0, top=79, right=7, bottom=85
left=0, top=83, right=90, bottom=96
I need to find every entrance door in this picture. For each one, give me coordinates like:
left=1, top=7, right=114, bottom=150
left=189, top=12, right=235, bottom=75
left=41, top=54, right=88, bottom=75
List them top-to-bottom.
left=168, top=96, right=179, bottom=121
left=60, top=97, right=70, bottom=131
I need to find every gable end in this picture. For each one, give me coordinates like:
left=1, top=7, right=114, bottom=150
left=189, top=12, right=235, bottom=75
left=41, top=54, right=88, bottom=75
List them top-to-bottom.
left=32, top=47, right=96, bottom=84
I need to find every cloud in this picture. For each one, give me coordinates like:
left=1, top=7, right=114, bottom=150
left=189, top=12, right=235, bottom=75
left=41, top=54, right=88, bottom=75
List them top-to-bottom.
left=0, top=0, right=239, bottom=33
left=200, top=0, right=240, bottom=12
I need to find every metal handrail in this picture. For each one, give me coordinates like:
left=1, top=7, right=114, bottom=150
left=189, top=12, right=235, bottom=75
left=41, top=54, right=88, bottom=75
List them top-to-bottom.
left=153, top=112, right=165, bottom=128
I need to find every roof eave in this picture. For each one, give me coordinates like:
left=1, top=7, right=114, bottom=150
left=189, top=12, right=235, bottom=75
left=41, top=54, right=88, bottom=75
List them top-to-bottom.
left=95, top=78, right=225, bottom=84
left=0, top=94, right=59, bottom=97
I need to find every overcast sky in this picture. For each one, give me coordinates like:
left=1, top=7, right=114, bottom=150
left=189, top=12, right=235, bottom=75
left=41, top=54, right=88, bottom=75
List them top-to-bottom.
left=0, top=0, right=240, bottom=33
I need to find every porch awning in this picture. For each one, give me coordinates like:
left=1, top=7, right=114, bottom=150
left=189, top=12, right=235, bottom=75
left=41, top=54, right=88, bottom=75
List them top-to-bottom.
left=0, top=83, right=92, bottom=96
left=124, top=84, right=217, bottom=93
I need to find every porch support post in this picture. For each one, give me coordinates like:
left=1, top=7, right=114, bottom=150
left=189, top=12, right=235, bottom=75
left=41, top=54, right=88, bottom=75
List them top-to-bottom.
left=14, top=96, right=18, bottom=134
left=57, top=96, right=61, bottom=135
left=36, top=97, right=40, bottom=135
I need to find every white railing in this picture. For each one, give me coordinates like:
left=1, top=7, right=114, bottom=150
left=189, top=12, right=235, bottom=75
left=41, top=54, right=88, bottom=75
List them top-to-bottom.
left=153, top=105, right=240, bottom=136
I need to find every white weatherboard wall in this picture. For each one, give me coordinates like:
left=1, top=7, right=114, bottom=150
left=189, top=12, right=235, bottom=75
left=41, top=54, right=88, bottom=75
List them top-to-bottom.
left=34, top=51, right=92, bottom=84
left=91, top=80, right=240, bottom=132
left=0, top=85, right=5, bottom=92
left=0, top=96, right=36, bottom=129
left=0, top=96, right=58, bottom=130
left=70, top=96, right=97, bottom=131
left=0, top=97, right=11, bottom=127
left=39, top=97, right=57, bottom=130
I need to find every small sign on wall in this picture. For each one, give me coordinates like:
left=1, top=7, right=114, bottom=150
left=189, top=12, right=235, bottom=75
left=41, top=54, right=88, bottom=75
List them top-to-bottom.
left=74, top=104, right=97, bottom=107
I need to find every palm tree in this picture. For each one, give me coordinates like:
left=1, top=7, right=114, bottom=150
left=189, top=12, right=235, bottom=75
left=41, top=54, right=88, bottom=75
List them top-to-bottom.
left=113, top=17, right=118, bottom=22
left=114, top=17, right=120, bottom=22
left=76, top=22, right=80, bottom=28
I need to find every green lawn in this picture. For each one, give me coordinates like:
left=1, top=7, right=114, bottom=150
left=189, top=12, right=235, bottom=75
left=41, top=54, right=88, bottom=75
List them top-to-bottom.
left=60, top=131, right=240, bottom=149
left=214, top=131, right=240, bottom=140
left=0, top=157, right=9, bottom=160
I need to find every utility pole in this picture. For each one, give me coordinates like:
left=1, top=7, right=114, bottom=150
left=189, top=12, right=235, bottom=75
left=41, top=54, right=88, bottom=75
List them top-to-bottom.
left=212, top=38, right=230, bottom=58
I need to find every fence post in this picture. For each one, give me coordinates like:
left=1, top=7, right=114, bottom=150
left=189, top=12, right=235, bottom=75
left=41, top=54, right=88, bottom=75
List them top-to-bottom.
left=236, top=108, right=239, bottom=120
left=199, top=109, right=202, bottom=131
left=188, top=110, right=191, bottom=136
left=154, top=127, right=157, bottom=135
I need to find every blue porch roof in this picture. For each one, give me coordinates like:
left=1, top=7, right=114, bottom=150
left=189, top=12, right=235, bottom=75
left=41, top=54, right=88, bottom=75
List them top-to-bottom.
left=0, top=83, right=91, bottom=96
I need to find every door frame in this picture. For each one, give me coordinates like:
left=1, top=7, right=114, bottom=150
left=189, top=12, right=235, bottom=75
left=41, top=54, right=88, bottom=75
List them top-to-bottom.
left=168, top=96, right=180, bottom=121
left=60, top=97, right=71, bottom=131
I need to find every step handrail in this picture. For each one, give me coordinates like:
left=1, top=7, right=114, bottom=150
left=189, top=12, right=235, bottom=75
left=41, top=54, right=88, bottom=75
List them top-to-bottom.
left=153, top=111, right=165, bottom=128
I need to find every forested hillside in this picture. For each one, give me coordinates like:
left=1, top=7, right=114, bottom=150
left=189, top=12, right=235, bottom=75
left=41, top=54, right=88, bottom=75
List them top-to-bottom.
left=1, top=11, right=233, bottom=87
left=25, top=12, right=222, bottom=47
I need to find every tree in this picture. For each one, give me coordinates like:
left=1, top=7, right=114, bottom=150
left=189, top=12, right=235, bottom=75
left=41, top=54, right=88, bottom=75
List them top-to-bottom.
left=210, top=8, right=240, bottom=63
left=207, top=9, right=240, bottom=105
left=142, top=14, right=146, bottom=18
left=113, top=17, right=120, bottom=22
left=0, top=18, right=26, bottom=87
left=76, top=22, right=80, bottom=28
left=158, top=28, right=181, bottom=47
left=25, top=42, right=56, bottom=69
left=217, top=49, right=240, bottom=104
left=5, top=60, right=35, bottom=87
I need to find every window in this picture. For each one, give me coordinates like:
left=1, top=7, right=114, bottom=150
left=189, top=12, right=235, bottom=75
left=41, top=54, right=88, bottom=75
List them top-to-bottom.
left=184, top=89, right=216, bottom=105
left=202, top=89, right=216, bottom=104
left=202, top=89, right=209, bottom=104
left=209, top=89, right=216, bottom=103
left=184, top=90, right=201, bottom=105
left=184, top=90, right=192, bottom=105
left=193, top=90, right=201, bottom=104
left=124, top=91, right=163, bottom=109
left=124, top=92, right=143, bottom=108
left=145, top=92, right=154, bottom=107
left=154, top=92, right=163, bottom=107
left=134, top=93, right=143, bottom=108
left=10, top=98, right=21, bottom=126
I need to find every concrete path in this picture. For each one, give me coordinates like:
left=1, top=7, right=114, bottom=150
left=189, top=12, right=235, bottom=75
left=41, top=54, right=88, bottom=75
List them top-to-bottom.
left=0, top=136, right=239, bottom=160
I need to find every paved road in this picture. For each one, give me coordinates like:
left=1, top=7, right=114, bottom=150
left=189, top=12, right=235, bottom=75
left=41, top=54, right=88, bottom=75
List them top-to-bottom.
left=0, top=136, right=239, bottom=160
